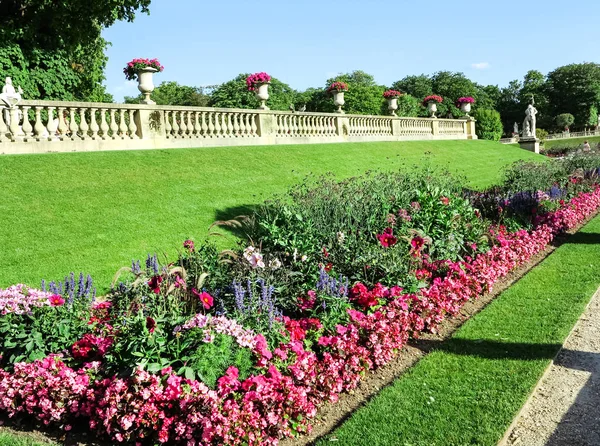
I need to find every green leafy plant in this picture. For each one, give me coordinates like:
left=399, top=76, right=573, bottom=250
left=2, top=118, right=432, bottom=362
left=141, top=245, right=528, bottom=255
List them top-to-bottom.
left=474, top=108, right=503, bottom=141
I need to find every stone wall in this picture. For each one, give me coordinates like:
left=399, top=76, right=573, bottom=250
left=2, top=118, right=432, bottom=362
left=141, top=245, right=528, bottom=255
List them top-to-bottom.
left=0, top=101, right=477, bottom=155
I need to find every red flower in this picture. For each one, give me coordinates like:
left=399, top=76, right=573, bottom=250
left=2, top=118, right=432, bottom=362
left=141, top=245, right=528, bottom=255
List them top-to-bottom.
left=440, top=196, right=450, bottom=205
left=377, top=227, right=398, bottom=248
left=410, top=236, right=426, bottom=256
left=183, top=239, right=195, bottom=252
left=322, top=247, right=330, bottom=258
left=324, top=262, right=333, bottom=273
left=148, top=275, right=163, bottom=294
left=193, top=288, right=214, bottom=309
left=48, top=294, right=65, bottom=307
left=146, top=317, right=156, bottom=333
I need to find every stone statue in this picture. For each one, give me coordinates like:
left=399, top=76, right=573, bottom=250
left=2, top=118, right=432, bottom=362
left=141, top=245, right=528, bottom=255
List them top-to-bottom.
left=0, top=77, right=23, bottom=107
left=522, top=102, right=538, bottom=138
left=513, top=122, right=519, bottom=134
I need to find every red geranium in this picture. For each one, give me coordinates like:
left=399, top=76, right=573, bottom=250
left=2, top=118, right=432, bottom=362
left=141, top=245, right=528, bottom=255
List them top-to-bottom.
left=423, top=94, right=443, bottom=105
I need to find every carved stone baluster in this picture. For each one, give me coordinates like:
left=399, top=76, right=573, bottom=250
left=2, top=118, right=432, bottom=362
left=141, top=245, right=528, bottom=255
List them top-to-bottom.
left=0, top=106, right=8, bottom=141
left=20, top=106, right=32, bottom=138
left=33, top=106, right=46, bottom=140
left=45, top=107, right=57, bottom=139
left=57, top=108, right=67, bottom=139
left=68, top=108, right=79, bottom=139
left=79, top=108, right=89, bottom=139
left=89, top=108, right=99, bottom=139
left=99, top=109, right=109, bottom=139
left=109, top=109, right=118, bottom=139
left=117, top=109, right=127, bottom=138
left=128, top=110, right=138, bottom=139
left=164, top=111, right=172, bottom=137
left=171, top=111, right=180, bottom=137
left=179, top=111, right=188, bottom=137
left=191, top=112, right=199, bottom=137
left=201, top=112, right=208, bottom=137
left=207, top=112, right=215, bottom=137
left=213, top=112, right=221, bottom=137
left=221, top=113, right=229, bottom=137
left=227, top=113, right=234, bottom=137
left=232, top=113, right=240, bottom=136
left=238, top=113, right=246, bottom=136
left=251, top=114, right=258, bottom=136
left=291, top=116, right=298, bottom=136
left=297, top=116, right=303, bottom=136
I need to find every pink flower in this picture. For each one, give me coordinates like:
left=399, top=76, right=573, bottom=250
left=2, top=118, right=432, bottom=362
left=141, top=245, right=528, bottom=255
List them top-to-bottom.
left=440, top=196, right=450, bottom=205
left=183, top=239, right=195, bottom=252
left=147, top=275, right=163, bottom=294
left=192, top=289, right=213, bottom=309
left=48, top=294, right=65, bottom=307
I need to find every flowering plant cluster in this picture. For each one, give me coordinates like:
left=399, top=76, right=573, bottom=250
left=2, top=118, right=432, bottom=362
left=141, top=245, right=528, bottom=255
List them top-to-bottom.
left=123, top=58, right=164, bottom=81
left=246, top=72, right=272, bottom=91
left=327, top=81, right=349, bottom=93
left=383, top=89, right=403, bottom=99
left=423, top=94, right=443, bottom=105
left=456, top=96, right=475, bottom=104
left=2, top=156, right=600, bottom=444
left=0, top=284, right=54, bottom=315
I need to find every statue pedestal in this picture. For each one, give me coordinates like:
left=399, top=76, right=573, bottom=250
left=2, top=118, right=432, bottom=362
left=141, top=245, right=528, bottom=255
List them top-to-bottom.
left=519, top=137, right=540, bottom=154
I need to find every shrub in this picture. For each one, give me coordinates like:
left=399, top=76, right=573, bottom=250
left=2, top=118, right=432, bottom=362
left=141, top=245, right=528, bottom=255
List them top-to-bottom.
left=474, top=108, right=503, bottom=141
left=555, top=113, right=575, bottom=131
left=536, top=128, right=548, bottom=143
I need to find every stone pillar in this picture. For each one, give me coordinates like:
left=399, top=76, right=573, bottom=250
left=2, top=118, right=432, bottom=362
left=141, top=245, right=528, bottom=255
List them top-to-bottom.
left=135, top=107, right=165, bottom=140
left=257, top=112, right=276, bottom=141
left=334, top=115, right=350, bottom=138
left=466, top=117, right=477, bottom=140
left=391, top=118, right=401, bottom=137
left=431, top=119, right=439, bottom=137
left=519, top=137, right=540, bottom=154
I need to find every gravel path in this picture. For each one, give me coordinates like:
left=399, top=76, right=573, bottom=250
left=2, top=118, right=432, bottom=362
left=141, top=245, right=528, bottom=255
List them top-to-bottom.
left=500, top=287, right=600, bottom=446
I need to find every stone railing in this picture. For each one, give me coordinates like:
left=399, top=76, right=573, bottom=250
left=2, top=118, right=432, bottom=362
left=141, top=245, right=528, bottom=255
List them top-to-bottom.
left=0, top=100, right=477, bottom=155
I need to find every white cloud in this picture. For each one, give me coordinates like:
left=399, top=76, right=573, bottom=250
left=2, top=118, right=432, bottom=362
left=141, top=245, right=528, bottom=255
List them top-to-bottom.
left=471, top=62, right=490, bottom=70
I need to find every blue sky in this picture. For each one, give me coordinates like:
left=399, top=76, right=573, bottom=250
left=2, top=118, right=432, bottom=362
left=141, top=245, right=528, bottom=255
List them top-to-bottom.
left=103, top=0, right=600, bottom=101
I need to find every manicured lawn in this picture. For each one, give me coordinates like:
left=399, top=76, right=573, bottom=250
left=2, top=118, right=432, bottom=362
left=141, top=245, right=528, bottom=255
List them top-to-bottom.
left=543, top=135, right=600, bottom=149
left=0, top=140, right=540, bottom=290
left=318, top=214, right=600, bottom=446
left=0, top=431, right=54, bottom=446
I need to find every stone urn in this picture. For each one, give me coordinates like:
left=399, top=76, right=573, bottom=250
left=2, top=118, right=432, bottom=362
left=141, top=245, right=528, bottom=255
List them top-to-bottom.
left=137, top=67, right=158, bottom=105
left=254, top=83, right=270, bottom=110
left=332, top=91, right=345, bottom=114
left=387, top=97, right=399, bottom=116
left=426, top=101, right=438, bottom=118
left=460, top=102, right=472, bottom=116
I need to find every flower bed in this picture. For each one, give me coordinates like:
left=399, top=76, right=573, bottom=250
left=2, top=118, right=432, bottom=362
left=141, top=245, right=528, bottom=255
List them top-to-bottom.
left=2, top=158, right=600, bottom=445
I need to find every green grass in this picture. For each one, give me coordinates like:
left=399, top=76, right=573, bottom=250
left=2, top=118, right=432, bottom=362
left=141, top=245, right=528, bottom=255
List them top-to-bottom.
left=543, top=135, right=600, bottom=149
left=0, top=140, right=540, bottom=290
left=318, top=215, right=600, bottom=446
left=0, top=430, right=55, bottom=446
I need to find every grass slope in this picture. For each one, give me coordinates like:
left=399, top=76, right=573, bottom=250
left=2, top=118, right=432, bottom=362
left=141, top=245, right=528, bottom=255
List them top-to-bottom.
left=543, top=135, right=600, bottom=149
left=0, top=140, right=539, bottom=290
left=319, top=215, right=600, bottom=446
left=0, top=431, right=54, bottom=446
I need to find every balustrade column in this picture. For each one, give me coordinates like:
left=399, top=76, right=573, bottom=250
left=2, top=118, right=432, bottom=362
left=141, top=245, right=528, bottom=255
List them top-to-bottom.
left=21, top=106, right=33, bottom=138
left=0, top=107, right=7, bottom=141
left=34, top=107, right=46, bottom=139
left=46, top=107, right=57, bottom=138
left=9, top=108, right=20, bottom=138
left=68, top=108, right=79, bottom=139
left=79, top=108, right=89, bottom=140
left=89, top=108, right=99, bottom=139
left=99, top=109, right=109, bottom=139
left=118, top=109, right=128, bottom=138
left=109, top=110, right=118, bottom=139
left=128, top=110, right=138, bottom=139
left=165, top=111, right=172, bottom=137
left=171, top=111, right=180, bottom=137
left=179, top=111, right=188, bottom=137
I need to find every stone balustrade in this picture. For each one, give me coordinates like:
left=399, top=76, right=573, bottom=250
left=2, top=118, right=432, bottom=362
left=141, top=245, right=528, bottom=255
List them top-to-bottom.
left=0, top=100, right=477, bottom=155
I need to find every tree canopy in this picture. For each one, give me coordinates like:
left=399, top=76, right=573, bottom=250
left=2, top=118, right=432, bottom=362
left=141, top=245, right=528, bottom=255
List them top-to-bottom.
left=125, top=81, right=209, bottom=106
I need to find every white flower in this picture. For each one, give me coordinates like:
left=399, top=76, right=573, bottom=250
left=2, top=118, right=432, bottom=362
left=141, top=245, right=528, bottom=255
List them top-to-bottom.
left=337, top=231, right=345, bottom=244
left=293, top=248, right=298, bottom=262
left=248, top=252, right=265, bottom=269
left=301, top=255, right=308, bottom=262
left=270, top=258, right=282, bottom=270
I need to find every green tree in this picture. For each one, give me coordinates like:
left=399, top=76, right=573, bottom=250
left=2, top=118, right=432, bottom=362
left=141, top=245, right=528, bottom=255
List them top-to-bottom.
left=0, top=0, right=150, bottom=101
left=546, top=63, right=600, bottom=129
left=518, top=70, right=550, bottom=128
left=324, top=71, right=385, bottom=115
left=431, top=71, right=480, bottom=118
left=209, top=74, right=296, bottom=111
left=391, top=75, right=433, bottom=100
left=496, top=79, right=523, bottom=135
left=125, top=81, right=209, bottom=106
left=394, top=94, right=421, bottom=117
left=588, top=105, right=598, bottom=129
left=474, top=109, right=503, bottom=141
left=555, top=113, right=575, bottom=131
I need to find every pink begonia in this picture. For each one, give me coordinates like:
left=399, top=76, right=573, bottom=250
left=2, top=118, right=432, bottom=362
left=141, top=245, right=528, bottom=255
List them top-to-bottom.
left=1, top=187, right=600, bottom=445
left=0, top=284, right=53, bottom=315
